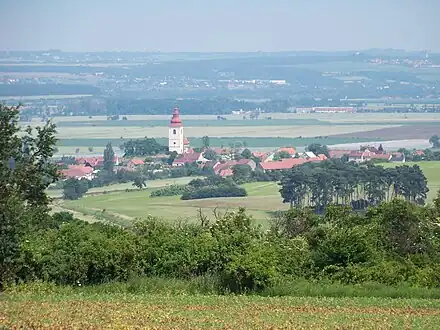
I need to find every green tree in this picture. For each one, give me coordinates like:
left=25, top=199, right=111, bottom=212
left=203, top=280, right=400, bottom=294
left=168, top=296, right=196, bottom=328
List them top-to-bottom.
left=0, top=104, right=59, bottom=290
left=202, top=135, right=210, bottom=149
left=429, top=135, right=440, bottom=148
left=103, top=142, right=115, bottom=175
left=306, top=143, right=329, bottom=157
left=241, top=148, right=252, bottom=159
left=203, top=149, right=218, bottom=161
left=132, top=175, right=147, bottom=190
left=63, top=178, right=89, bottom=200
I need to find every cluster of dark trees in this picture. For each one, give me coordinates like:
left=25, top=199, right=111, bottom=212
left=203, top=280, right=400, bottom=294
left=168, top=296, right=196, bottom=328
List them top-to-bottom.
left=121, top=138, right=168, bottom=157
left=279, top=160, right=428, bottom=211
left=181, top=176, right=247, bottom=200
left=150, top=184, right=188, bottom=197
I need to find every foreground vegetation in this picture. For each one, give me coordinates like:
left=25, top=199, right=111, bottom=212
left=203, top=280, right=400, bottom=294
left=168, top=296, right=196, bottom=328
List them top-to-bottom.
left=4, top=103, right=440, bottom=328
left=3, top=287, right=440, bottom=329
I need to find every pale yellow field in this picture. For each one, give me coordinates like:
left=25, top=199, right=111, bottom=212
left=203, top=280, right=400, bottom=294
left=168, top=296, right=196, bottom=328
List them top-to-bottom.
left=55, top=124, right=397, bottom=139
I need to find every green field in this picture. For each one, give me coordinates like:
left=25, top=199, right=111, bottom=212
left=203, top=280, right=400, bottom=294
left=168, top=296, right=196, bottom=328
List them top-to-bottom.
left=59, top=161, right=440, bottom=227
left=62, top=182, right=282, bottom=226
left=2, top=292, right=440, bottom=329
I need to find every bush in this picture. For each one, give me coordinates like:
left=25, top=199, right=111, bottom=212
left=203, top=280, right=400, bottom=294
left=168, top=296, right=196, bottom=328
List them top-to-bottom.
left=181, top=184, right=247, bottom=200
left=150, top=185, right=188, bottom=197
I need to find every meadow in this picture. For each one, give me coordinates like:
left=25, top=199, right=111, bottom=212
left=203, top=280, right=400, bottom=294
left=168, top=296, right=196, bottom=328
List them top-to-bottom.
left=58, top=161, right=440, bottom=227
left=2, top=291, right=440, bottom=329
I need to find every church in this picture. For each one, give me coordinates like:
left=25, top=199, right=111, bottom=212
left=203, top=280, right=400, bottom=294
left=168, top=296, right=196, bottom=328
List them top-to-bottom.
left=168, top=107, right=190, bottom=154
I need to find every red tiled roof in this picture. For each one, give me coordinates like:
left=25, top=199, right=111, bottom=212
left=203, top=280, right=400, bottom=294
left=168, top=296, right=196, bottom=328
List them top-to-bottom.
left=184, top=137, right=190, bottom=145
left=329, top=150, right=352, bottom=158
left=414, top=150, right=425, bottom=156
left=173, top=152, right=201, bottom=165
left=318, top=154, right=328, bottom=161
left=260, top=158, right=308, bottom=171
left=129, top=159, right=145, bottom=165
left=60, top=165, right=93, bottom=178
left=219, top=169, right=234, bottom=177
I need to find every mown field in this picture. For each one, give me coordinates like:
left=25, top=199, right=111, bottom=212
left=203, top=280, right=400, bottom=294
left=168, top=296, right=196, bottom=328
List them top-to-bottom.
left=58, top=162, right=440, bottom=227
left=62, top=182, right=282, bottom=227
left=2, top=293, right=440, bottom=329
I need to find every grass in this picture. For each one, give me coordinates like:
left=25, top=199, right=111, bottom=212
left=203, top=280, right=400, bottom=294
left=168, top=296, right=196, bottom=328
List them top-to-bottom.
left=59, top=161, right=440, bottom=227
left=62, top=182, right=283, bottom=227
left=3, top=280, right=440, bottom=329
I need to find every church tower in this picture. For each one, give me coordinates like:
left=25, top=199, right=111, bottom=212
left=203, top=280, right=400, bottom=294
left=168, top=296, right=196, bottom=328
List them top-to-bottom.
left=169, top=106, right=184, bottom=154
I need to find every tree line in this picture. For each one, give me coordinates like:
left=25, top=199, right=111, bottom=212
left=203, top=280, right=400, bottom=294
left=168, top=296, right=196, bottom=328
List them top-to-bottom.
left=279, top=160, right=428, bottom=211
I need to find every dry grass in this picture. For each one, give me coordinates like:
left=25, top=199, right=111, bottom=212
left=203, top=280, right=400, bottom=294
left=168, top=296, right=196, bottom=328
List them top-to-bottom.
left=2, top=294, right=440, bottom=329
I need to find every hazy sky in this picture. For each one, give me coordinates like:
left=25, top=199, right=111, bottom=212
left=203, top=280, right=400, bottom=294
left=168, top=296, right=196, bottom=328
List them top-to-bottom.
left=1, top=0, right=439, bottom=52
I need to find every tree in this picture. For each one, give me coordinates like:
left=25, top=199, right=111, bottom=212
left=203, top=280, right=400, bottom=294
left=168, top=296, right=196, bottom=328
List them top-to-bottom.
left=0, top=104, right=59, bottom=290
left=202, top=135, right=210, bottom=149
left=429, top=135, right=440, bottom=149
left=103, top=142, right=115, bottom=175
left=306, top=143, right=329, bottom=157
left=88, top=147, right=94, bottom=152
left=241, top=148, right=252, bottom=159
left=203, top=149, right=218, bottom=161
left=273, top=150, right=291, bottom=161
left=167, top=151, right=178, bottom=165
left=232, top=164, right=252, bottom=184
left=132, top=175, right=147, bottom=190
left=63, top=178, right=89, bottom=200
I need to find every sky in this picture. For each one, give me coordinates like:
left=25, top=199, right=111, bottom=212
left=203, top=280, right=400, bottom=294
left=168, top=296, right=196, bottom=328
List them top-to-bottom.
left=0, top=0, right=439, bottom=52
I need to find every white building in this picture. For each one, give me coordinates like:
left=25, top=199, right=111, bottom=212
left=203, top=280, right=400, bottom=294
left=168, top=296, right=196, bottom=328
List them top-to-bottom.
left=168, top=107, right=190, bottom=154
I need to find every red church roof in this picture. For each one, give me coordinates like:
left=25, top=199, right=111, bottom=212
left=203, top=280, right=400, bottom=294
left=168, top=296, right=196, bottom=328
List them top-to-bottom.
left=169, top=107, right=183, bottom=127
left=184, top=137, right=190, bottom=145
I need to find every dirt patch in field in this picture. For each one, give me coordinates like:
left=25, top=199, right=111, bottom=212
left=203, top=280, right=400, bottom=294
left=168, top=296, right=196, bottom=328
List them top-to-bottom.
left=332, top=124, right=440, bottom=140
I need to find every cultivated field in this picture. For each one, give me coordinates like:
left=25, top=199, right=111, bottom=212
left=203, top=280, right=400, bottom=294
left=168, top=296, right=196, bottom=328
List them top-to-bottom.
left=36, top=112, right=439, bottom=154
left=58, top=161, right=440, bottom=227
left=2, top=293, right=440, bottom=329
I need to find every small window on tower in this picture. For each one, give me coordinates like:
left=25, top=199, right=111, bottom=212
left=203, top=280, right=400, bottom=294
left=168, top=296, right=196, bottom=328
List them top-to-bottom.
left=173, top=129, right=176, bottom=134
left=173, top=142, right=176, bottom=145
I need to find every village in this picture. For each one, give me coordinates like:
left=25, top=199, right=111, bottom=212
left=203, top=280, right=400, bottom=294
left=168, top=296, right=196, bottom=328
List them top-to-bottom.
left=60, top=107, right=420, bottom=182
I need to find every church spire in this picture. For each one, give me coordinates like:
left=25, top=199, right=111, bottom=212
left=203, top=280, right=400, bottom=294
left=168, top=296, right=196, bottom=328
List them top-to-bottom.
left=170, top=106, right=182, bottom=126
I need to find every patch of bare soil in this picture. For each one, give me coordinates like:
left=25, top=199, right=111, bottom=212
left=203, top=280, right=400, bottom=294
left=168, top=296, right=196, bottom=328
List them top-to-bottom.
left=333, top=124, right=440, bottom=140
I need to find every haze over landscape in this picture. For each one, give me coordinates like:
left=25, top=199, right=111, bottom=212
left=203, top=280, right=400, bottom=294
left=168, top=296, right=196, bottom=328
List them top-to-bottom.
left=1, top=0, right=439, bottom=52
left=3, top=1, right=440, bottom=329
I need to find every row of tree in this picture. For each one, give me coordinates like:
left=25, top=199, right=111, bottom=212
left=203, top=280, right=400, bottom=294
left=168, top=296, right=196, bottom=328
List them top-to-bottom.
left=279, top=160, right=428, bottom=211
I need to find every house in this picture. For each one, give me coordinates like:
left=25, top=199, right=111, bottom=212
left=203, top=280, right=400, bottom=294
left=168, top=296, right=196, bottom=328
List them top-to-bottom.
left=329, top=150, right=352, bottom=159
left=348, top=150, right=391, bottom=163
left=252, top=151, right=271, bottom=162
left=298, top=151, right=317, bottom=159
left=172, top=152, right=208, bottom=167
left=390, top=152, right=406, bottom=163
left=76, top=156, right=120, bottom=168
left=259, top=158, right=308, bottom=171
left=127, top=159, right=145, bottom=169
left=210, top=159, right=257, bottom=176
left=60, top=165, right=95, bottom=180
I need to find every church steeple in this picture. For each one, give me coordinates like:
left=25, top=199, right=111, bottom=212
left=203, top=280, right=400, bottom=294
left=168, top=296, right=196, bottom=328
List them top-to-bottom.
left=168, top=106, right=184, bottom=154
left=169, top=106, right=182, bottom=126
